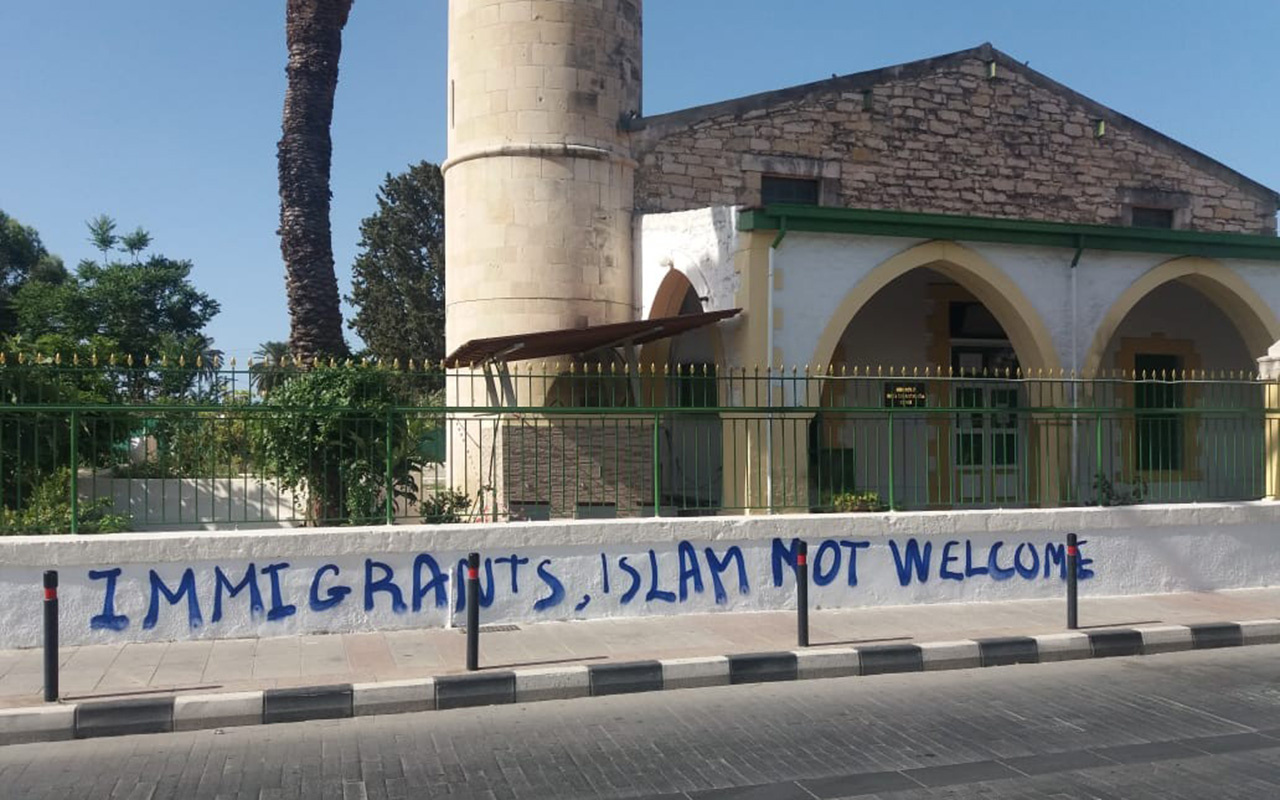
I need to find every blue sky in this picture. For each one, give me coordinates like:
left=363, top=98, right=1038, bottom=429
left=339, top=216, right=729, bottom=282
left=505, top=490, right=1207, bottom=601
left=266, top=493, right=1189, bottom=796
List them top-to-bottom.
left=2, top=1, right=1277, bottom=360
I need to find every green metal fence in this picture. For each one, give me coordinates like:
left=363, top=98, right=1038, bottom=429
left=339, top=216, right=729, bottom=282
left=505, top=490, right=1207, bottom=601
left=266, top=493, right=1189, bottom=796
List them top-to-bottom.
left=0, top=357, right=1272, bottom=532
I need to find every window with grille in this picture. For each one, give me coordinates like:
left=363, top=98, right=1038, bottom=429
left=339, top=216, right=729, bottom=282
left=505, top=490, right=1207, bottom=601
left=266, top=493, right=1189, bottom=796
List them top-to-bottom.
left=761, top=175, right=820, bottom=205
left=1130, top=206, right=1174, bottom=229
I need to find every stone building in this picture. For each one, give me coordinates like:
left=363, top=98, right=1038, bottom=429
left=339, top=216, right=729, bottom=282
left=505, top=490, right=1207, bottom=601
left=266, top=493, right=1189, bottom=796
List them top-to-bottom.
left=443, top=0, right=1280, bottom=519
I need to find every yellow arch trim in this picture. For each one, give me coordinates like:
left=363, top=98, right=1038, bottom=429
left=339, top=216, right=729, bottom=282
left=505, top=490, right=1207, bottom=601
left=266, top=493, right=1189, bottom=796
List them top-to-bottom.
left=809, top=240, right=1063, bottom=379
left=1082, top=256, right=1280, bottom=377
left=640, top=268, right=727, bottom=371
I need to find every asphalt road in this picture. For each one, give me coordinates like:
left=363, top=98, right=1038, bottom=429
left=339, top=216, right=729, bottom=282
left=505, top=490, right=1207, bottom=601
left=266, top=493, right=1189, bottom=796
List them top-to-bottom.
left=3, top=645, right=1280, bottom=799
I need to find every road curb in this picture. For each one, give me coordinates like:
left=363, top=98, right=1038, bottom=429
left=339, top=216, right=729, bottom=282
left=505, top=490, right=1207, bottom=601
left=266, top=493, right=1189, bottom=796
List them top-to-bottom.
left=3, top=617, right=1277, bottom=745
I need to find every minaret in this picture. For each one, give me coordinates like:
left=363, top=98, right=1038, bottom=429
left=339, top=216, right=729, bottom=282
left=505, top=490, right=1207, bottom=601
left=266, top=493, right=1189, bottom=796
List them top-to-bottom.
left=444, top=0, right=642, bottom=392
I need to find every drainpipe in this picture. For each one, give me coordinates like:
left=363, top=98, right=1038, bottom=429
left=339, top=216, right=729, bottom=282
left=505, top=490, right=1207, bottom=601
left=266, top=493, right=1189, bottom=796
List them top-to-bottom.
left=766, top=217, right=788, bottom=513
left=1070, top=236, right=1083, bottom=496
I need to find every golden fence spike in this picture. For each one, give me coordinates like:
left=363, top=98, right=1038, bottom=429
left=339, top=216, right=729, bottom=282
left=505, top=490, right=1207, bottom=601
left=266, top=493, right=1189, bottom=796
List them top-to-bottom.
left=0, top=352, right=7, bottom=365
left=17, top=352, right=25, bottom=365
left=54, top=352, right=61, bottom=365
left=109, top=353, right=116, bottom=366
left=127, top=354, right=134, bottom=367
left=196, top=354, right=203, bottom=368
left=392, top=358, right=400, bottom=370
left=663, top=362, right=670, bottom=375
left=791, top=364, right=798, bottom=376
left=876, top=365, right=883, bottom=376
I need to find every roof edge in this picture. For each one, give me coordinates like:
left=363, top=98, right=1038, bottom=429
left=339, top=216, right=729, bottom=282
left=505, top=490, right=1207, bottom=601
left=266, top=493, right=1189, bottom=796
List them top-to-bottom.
left=738, top=204, right=1280, bottom=261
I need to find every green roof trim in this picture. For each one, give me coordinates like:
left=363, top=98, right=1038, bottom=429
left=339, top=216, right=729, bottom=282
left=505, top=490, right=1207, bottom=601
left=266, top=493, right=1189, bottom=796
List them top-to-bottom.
left=738, top=205, right=1280, bottom=262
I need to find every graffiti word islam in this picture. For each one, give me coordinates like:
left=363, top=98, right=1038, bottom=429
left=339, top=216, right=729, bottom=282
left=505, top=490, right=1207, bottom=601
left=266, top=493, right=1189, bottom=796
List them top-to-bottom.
left=85, top=536, right=1093, bottom=633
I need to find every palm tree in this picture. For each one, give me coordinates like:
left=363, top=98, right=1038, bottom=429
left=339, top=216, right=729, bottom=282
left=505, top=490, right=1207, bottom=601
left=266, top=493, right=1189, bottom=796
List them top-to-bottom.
left=278, top=0, right=353, bottom=362
left=250, top=340, right=293, bottom=396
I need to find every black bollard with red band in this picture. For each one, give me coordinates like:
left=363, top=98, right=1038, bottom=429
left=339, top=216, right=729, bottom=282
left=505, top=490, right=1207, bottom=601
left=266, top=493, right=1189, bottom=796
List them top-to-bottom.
left=1066, top=533, right=1079, bottom=630
left=796, top=540, right=810, bottom=648
left=465, top=552, right=480, bottom=671
left=43, top=570, right=58, bottom=702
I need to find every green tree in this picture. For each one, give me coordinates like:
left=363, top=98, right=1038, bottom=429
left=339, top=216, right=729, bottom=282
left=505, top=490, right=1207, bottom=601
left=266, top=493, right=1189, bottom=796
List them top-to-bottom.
left=278, top=0, right=354, bottom=361
left=348, top=161, right=445, bottom=368
left=0, top=210, right=69, bottom=336
left=86, top=214, right=118, bottom=262
left=9, top=218, right=220, bottom=399
left=119, top=227, right=152, bottom=263
left=250, top=339, right=294, bottom=396
left=253, top=365, right=421, bottom=525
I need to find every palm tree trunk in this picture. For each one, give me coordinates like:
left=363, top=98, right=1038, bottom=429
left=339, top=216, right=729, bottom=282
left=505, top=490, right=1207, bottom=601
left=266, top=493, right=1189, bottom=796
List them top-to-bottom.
left=278, top=0, right=353, bottom=362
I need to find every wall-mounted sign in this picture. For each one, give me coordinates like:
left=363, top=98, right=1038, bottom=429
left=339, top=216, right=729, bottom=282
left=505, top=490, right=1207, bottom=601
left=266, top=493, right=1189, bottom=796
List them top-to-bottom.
left=884, top=382, right=927, bottom=408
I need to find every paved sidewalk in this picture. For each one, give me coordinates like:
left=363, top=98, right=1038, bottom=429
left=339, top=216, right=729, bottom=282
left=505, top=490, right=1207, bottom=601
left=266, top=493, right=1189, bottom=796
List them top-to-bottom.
left=1, top=588, right=1276, bottom=708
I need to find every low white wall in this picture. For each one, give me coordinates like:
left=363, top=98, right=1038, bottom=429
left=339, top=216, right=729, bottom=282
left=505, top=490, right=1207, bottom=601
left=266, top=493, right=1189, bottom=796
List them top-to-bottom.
left=1, top=503, right=1277, bottom=648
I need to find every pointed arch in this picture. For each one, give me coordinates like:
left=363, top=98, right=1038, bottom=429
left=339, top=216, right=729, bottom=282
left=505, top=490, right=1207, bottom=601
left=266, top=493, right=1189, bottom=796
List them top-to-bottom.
left=808, top=240, right=1062, bottom=381
left=1082, top=256, right=1280, bottom=377
left=648, top=268, right=696, bottom=320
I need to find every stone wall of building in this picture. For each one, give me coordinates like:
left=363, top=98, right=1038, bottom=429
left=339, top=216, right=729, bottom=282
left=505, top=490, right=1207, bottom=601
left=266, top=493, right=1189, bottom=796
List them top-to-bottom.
left=631, top=51, right=1277, bottom=234
left=501, top=416, right=655, bottom=519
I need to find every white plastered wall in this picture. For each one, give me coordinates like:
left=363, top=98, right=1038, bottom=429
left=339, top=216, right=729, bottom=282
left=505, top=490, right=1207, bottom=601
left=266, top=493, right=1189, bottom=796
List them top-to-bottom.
left=2, top=503, right=1278, bottom=648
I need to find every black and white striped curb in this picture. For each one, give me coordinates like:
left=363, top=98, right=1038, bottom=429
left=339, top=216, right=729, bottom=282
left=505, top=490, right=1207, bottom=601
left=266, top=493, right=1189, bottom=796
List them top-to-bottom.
left=3, top=618, right=1277, bottom=745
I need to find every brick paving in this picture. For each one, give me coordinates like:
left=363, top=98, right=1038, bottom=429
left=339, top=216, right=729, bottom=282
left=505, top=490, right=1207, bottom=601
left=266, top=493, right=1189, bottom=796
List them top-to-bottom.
left=0, top=587, right=1276, bottom=708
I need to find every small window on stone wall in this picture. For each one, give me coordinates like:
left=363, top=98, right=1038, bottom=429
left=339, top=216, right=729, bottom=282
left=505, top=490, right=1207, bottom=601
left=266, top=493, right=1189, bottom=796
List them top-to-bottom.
left=761, top=175, right=820, bottom=206
left=1130, top=206, right=1175, bottom=229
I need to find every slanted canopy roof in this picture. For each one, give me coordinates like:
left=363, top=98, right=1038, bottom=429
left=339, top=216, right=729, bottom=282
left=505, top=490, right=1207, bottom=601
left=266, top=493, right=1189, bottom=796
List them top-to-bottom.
left=444, top=309, right=741, bottom=368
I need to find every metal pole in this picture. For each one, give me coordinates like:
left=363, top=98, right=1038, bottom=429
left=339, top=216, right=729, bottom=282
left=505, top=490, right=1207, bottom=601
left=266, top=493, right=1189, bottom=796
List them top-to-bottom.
left=384, top=410, right=395, bottom=525
left=68, top=411, right=79, bottom=535
left=652, top=413, right=661, bottom=516
left=1066, top=533, right=1079, bottom=630
left=796, top=540, right=809, bottom=648
left=465, top=552, right=480, bottom=671
left=43, top=570, right=58, bottom=702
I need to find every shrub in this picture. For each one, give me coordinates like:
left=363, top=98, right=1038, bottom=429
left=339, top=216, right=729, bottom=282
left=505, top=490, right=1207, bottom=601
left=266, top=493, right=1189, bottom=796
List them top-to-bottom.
left=252, top=366, right=425, bottom=525
left=0, top=468, right=130, bottom=534
left=421, top=488, right=473, bottom=524
left=831, top=490, right=886, bottom=512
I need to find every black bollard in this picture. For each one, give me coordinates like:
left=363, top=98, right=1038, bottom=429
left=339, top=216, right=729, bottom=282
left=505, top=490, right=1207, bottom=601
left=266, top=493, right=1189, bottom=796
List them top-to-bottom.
left=1066, top=533, right=1079, bottom=630
left=796, top=540, right=810, bottom=648
left=465, top=552, right=480, bottom=671
left=43, top=570, right=58, bottom=703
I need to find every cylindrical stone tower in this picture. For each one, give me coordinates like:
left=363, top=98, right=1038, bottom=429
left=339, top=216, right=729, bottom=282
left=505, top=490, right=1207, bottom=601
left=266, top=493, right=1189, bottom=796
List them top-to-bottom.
left=444, top=0, right=642, bottom=383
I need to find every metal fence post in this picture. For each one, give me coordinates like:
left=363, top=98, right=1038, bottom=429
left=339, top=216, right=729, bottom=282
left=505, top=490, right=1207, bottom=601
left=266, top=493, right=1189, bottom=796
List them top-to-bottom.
left=887, top=409, right=896, bottom=510
left=384, top=410, right=395, bottom=525
left=1095, top=410, right=1104, bottom=505
left=68, top=411, right=79, bottom=535
left=652, top=413, right=661, bottom=516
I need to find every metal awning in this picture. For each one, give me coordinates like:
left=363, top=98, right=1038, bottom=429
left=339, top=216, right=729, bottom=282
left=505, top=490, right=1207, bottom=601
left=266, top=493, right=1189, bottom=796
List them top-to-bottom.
left=444, top=309, right=741, bottom=368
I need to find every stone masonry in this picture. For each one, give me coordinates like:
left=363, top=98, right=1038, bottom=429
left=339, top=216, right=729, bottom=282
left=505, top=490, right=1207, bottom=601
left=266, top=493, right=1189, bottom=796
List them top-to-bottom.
left=630, top=45, right=1278, bottom=234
